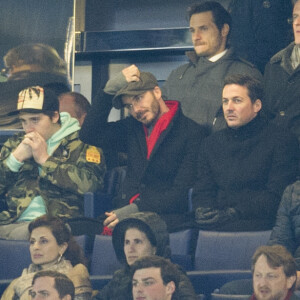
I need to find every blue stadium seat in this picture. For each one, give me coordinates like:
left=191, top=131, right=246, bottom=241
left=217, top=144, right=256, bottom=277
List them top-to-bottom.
left=84, top=166, right=126, bottom=218
left=170, top=229, right=194, bottom=270
left=194, top=230, right=271, bottom=271
left=90, top=235, right=121, bottom=275
left=0, top=239, right=31, bottom=280
left=187, top=270, right=252, bottom=296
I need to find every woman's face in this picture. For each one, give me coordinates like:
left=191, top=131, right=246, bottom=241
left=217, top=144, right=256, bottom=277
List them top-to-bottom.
left=29, top=226, right=67, bottom=269
left=124, top=228, right=157, bottom=266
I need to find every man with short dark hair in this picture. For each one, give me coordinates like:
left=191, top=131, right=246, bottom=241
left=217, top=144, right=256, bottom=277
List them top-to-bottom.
left=161, top=1, right=262, bottom=132
left=80, top=65, right=207, bottom=232
left=193, top=74, right=299, bottom=231
left=0, top=86, right=105, bottom=239
left=59, top=92, right=91, bottom=126
left=251, top=245, right=299, bottom=300
left=131, top=256, right=181, bottom=300
left=30, top=270, right=75, bottom=300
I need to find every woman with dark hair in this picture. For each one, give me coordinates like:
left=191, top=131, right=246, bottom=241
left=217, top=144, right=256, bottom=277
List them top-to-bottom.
left=93, top=212, right=196, bottom=300
left=1, top=214, right=92, bottom=300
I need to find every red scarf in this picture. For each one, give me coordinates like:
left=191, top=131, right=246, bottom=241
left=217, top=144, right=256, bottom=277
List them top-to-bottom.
left=143, top=101, right=178, bottom=159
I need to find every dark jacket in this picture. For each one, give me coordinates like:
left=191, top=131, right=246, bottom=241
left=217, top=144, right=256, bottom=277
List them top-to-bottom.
left=228, top=0, right=293, bottom=73
left=263, top=42, right=300, bottom=142
left=161, top=48, right=262, bottom=132
left=0, top=71, right=70, bottom=129
left=80, top=91, right=207, bottom=231
left=193, top=116, right=299, bottom=231
left=268, top=180, right=300, bottom=269
left=93, top=212, right=197, bottom=300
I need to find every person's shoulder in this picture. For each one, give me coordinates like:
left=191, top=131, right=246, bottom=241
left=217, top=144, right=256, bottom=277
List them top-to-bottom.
left=69, top=263, right=90, bottom=278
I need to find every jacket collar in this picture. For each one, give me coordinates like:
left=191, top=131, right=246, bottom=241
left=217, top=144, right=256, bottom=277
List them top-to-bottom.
left=269, top=42, right=298, bottom=74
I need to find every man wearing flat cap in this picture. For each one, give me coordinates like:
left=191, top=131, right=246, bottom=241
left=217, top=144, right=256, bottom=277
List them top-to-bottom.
left=80, top=65, right=208, bottom=232
left=0, top=86, right=106, bottom=239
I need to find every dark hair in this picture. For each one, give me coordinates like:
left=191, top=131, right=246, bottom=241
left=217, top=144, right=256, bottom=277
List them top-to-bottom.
left=187, top=1, right=231, bottom=43
left=4, top=43, right=67, bottom=75
left=223, top=74, right=264, bottom=104
left=59, top=92, right=91, bottom=119
left=41, top=110, right=61, bottom=125
left=28, top=215, right=87, bottom=266
left=123, top=222, right=157, bottom=249
left=252, top=245, right=297, bottom=290
left=131, top=256, right=180, bottom=300
left=32, top=270, right=75, bottom=300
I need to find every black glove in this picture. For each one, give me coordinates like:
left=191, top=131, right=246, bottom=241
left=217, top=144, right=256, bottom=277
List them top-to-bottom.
left=195, top=207, right=238, bottom=227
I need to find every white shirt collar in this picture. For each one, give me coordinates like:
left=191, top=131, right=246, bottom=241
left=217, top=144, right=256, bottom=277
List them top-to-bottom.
left=209, top=49, right=228, bottom=62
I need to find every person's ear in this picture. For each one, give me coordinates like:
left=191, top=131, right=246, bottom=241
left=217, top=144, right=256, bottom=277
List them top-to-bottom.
left=221, top=24, right=230, bottom=38
left=153, top=86, right=162, bottom=100
left=253, top=99, right=262, bottom=113
left=52, top=111, right=60, bottom=124
left=59, top=242, right=68, bottom=256
left=287, top=275, right=297, bottom=289
left=166, top=281, right=176, bottom=295
left=62, top=295, right=72, bottom=300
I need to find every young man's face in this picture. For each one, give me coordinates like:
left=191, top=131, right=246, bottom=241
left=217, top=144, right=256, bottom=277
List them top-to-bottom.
left=293, top=0, right=300, bottom=44
left=189, top=11, right=228, bottom=58
left=222, top=84, right=261, bottom=129
left=122, top=87, right=161, bottom=128
left=19, top=112, right=60, bottom=141
left=253, top=255, right=296, bottom=300
left=132, top=267, right=175, bottom=300
left=30, top=276, right=69, bottom=300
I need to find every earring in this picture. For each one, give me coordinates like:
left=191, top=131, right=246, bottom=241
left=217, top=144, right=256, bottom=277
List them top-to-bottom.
left=57, top=253, right=63, bottom=263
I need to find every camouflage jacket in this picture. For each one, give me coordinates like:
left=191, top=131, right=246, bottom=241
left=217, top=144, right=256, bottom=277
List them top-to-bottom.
left=0, top=131, right=106, bottom=224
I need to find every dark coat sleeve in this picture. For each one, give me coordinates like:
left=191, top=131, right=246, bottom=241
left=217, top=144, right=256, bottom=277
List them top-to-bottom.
left=268, top=181, right=300, bottom=269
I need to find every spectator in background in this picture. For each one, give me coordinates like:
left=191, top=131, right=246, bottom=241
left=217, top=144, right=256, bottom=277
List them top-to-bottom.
left=228, top=0, right=293, bottom=73
left=263, top=0, right=300, bottom=142
left=161, top=1, right=262, bottom=133
left=0, top=43, right=70, bottom=129
left=80, top=65, right=207, bottom=232
left=193, top=74, right=299, bottom=231
left=0, top=86, right=105, bottom=239
left=59, top=92, right=91, bottom=126
left=93, top=212, right=196, bottom=300
left=1, top=215, right=92, bottom=300
left=251, top=245, right=298, bottom=300
left=131, top=256, right=182, bottom=300
left=30, top=270, right=75, bottom=300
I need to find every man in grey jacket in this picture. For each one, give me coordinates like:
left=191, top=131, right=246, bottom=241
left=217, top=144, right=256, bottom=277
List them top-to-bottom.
left=161, top=1, right=262, bottom=133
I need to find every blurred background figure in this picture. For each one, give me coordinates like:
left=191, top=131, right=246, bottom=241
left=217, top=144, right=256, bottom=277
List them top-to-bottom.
left=59, top=92, right=91, bottom=126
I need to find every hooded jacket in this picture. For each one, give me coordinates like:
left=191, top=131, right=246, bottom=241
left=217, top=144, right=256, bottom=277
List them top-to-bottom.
left=161, top=48, right=262, bottom=132
left=93, top=212, right=196, bottom=300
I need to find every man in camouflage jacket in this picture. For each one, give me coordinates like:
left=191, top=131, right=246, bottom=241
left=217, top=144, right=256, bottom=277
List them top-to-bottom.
left=0, top=86, right=106, bottom=239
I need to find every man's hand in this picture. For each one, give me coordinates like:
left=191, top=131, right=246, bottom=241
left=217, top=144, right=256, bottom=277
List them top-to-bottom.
left=122, top=64, right=140, bottom=83
left=22, top=132, right=49, bottom=165
left=12, top=139, right=33, bottom=163
left=196, top=207, right=238, bottom=227
left=103, top=211, right=119, bottom=229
